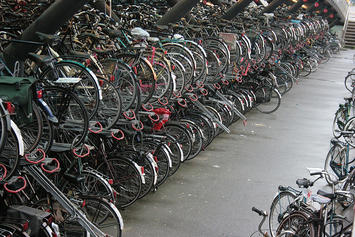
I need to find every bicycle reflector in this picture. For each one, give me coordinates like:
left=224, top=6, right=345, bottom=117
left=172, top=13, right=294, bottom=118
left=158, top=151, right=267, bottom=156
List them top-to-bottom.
left=36, top=89, right=43, bottom=99
left=4, top=102, right=15, bottom=114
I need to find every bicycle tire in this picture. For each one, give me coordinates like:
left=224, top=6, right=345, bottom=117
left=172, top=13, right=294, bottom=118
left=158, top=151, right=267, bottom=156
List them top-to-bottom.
left=40, top=61, right=100, bottom=120
left=91, top=78, right=122, bottom=130
left=41, top=87, right=89, bottom=147
left=255, top=87, right=281, bottom=114
left=0, top=100, right=9, bottom=154
left=19, top=102, right=43, bottom=153
left=332, top=108, right=346, bottom=139
left=343, top=117, right=355, bottom=147
left=180, top=119, right=204, bottom=160
left=0, top=122, right=20, bottom=182
left=164, top=123, right=193, bottom=161
left=324, top=143, right=348, bottom=183
left=96, top=157, right=142, bottom=208
left=269, top=191, right=297, bottom=237
left=275, top=211, right=315, bottom=237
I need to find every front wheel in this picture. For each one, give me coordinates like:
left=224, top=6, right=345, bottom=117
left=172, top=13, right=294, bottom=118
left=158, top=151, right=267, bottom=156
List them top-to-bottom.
left=255, top=87, right=282, bottom=114
left=269, top=191, right=297, bottom=237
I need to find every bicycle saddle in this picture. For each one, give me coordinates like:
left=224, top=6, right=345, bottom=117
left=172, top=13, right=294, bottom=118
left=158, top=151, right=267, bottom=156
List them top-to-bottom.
left=131, top=27, right=150, bottom=40
left=102, top=28, right=125, bottom=39
left=35, top=32, right=60, bottom=45
left=28, top=53, right=52, bottom=65
left=330, top=138, right=345, bottom=146
left=296, top=178, right=312, bottom=188
left=312, top=193, right=331, bottom=205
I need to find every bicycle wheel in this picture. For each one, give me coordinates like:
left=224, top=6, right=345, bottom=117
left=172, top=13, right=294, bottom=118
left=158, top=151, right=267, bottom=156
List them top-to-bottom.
left=116, top=55, right=156, bottom=104
left=150, top=57, right=172, bottom=101
left=169, top=57, right=186, bottom=94
left=102, top=59, right=138, bottom=112
left=299, top=60, right=312, bottom=77
left=40, top=61, right=100, bottom=120
left=344, top=73, right=355, bottom=93
left=91, top=78, right=121, bottom=130
left=41, top=87, right=89, bottom=147
left=255, top=87, right=281, bottom=114
left=0, top=101, right=9, bottom=154
left=19, top=102, right=43, bottom=153
left=37, top=107, right=54, bottom=153
left=332, top=108, right=346, bottom=139
left=187, top=113, right=216, bottom=148
left=343, top=117, right=355, bottom=147
left=180, top=119, right=203, bottom=161
left=0, top=122, right=20, bottom=182
left=164, top=123, right=193, bottom=161
left=164, top=134, right=182, bottom=176
left=139, top=140, right=171, bottom=187
left=324, top=144, right=348, bottom=182
left=137, top=153, right=156, bottom=199
left=96, top=157, right=142, bottom=208
left=81, top=169, right=115, bottom=203
left=341, top=169, right=355, bottom=209
left=269, top=191, right=297, bottom=237
left=41, top=197, right=122, bottom=237
left=276, top=211, right=315, bottom=237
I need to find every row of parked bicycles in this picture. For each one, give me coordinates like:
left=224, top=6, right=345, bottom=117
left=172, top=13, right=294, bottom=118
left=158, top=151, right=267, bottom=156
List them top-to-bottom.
left=0, top=0, right=341, bottom=236
left=251, top=68, right=355, bottom=237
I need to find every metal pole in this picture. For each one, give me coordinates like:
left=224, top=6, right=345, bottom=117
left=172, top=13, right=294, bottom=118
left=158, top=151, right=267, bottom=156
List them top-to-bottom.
left=3, top=0, right=88, bottom=71
left=92, top=0, right=120, bottom=23
left=157, top=0, right=200, bottom=25
left=222, top=0, right=254, bottom=20
left=260, top=0, right=287, bottom=14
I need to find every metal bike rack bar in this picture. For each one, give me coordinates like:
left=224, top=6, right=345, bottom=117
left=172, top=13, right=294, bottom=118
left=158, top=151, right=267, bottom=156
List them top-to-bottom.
left=187, top=94, right=231, bottom=133
left=24, top=165, right=107, bottom=237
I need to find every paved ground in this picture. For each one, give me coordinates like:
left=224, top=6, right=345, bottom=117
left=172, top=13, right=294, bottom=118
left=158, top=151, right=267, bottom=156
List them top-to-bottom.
left=122, top=49, right=355, bottom=237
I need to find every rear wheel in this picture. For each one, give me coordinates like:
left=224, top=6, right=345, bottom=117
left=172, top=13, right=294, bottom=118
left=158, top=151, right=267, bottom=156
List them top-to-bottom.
left=275, top=211, right=315, bottom=237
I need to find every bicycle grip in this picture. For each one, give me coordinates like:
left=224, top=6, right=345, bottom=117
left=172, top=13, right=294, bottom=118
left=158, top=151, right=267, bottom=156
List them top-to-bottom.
left=252, top=207, right=266, bottom=216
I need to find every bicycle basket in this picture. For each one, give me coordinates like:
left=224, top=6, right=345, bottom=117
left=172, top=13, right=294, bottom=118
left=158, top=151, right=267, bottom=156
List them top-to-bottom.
left=0, top=76, right=37, bottom=125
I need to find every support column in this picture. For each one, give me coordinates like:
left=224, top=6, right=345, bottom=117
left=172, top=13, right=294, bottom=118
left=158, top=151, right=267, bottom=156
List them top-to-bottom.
left=3, top=0, right=87, bottom=70
left=157, top=0, right=200, bottom=25
left=222, top=0, right=254, bottom=20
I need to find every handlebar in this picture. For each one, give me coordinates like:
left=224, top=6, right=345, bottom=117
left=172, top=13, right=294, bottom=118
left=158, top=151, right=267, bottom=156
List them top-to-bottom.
left=252, top=207, right=268, bottom=236
left=252, top=207, right=267, bottom=216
